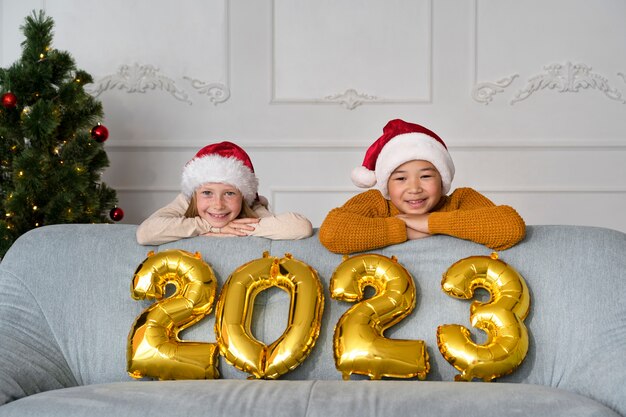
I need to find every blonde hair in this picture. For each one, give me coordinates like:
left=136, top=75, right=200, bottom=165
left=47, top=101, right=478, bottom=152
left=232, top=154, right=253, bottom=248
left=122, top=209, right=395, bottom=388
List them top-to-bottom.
left=184, top=192, right=259, bottom=219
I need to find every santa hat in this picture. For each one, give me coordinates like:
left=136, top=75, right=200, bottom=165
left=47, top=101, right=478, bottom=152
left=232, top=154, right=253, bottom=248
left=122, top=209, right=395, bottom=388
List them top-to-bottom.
left=351, top=119, right=455, bottom=198
left=181, top=141, right=259, bottom=205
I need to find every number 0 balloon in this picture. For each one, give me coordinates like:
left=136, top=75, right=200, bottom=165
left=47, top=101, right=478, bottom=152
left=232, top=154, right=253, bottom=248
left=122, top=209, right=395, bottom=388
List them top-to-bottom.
left=214, top=252, right=324, bottom=379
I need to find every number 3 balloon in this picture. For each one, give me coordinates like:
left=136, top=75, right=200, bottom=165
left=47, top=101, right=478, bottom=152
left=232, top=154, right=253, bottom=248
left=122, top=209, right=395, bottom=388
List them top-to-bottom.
left=436, top=253, right=530, bottom=382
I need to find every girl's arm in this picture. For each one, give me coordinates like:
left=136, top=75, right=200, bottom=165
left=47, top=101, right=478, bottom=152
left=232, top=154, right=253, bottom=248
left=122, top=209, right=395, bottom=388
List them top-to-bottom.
left=428, top=188, right=526, bottom=250
left=319, top=190, right=407, bottom=254
left=136, top=194, right=213, bottom=245
left=248, top=204, right=313, bottom=240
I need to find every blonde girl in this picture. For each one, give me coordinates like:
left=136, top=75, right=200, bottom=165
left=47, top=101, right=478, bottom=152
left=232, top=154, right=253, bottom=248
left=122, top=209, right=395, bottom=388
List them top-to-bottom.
left=137, top=141, right=312, bottom=245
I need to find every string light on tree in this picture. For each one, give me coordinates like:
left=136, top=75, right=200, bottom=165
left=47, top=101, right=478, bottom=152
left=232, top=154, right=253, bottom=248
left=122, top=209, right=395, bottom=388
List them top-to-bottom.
left=21, top=106, right=32, bottom=119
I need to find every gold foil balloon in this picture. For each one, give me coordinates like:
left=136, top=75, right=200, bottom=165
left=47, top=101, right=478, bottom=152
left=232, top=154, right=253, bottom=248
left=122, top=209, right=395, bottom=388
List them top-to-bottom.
left=127, top=250, right=219, bottom=380
left=214, top=252, right=324, bottom=379
left=436, top=253, right=530, bottom=382
left=331, top=254, right=429, bottom=380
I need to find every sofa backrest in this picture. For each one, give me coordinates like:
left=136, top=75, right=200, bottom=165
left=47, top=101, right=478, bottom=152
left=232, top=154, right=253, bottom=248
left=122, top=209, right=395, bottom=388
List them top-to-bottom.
left=1, top=224, right=625, bottom=413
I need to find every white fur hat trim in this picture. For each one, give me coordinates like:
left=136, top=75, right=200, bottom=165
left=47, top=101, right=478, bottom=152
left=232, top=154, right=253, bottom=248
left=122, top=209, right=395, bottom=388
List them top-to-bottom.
left=374, top=133, right=455, bottom=198
left=181, top=154, right=259, bottom=205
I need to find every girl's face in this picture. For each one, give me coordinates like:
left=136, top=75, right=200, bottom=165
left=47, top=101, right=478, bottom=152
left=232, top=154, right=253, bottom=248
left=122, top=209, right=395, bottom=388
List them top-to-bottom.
left=387, top=160, right=443, bottom=215
left=195, top=182, right=243, bottom=227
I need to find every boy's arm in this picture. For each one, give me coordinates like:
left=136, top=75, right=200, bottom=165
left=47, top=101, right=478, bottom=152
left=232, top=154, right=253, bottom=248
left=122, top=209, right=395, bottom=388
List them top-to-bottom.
left=428, top=188, right=526, bottom=250
left=319, top=190, right=407, bottom=254
left=136, top=194, right=213, bottom=245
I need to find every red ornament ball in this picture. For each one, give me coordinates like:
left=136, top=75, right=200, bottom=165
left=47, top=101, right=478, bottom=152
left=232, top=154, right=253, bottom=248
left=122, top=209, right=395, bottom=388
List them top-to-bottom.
left=1, top=92, right=18, bottom=109
left=91, top=124, right=109, bottom=143
left=110, top=207, right=124, bottom=222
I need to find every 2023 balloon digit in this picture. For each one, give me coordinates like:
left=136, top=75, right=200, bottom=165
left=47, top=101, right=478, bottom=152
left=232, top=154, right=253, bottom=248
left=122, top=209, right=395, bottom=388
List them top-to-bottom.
left=127, top=249, right=220, bottom=380
left=214, top=252, right=324, bottom=379
left=436, top=253, right=530, bottom=381
left=330, top=254, right=430, bottom=380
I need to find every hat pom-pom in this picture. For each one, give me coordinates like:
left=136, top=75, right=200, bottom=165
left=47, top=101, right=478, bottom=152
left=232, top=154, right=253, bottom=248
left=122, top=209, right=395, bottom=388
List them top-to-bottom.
left=351, top=165, right=377, bottom=188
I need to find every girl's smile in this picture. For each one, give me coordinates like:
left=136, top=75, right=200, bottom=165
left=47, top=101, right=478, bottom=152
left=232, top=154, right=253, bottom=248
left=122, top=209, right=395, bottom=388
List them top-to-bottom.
left=195, top=182, right=243, bottom=227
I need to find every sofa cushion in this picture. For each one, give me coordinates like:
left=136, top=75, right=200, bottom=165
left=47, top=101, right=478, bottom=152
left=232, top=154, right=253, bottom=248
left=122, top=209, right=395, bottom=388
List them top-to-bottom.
left=0, top=380, right=619, bottom=417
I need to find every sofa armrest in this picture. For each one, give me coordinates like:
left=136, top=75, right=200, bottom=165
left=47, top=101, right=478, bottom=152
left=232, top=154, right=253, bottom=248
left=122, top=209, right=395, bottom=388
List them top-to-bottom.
left=0, top=268, right=77, bottom=405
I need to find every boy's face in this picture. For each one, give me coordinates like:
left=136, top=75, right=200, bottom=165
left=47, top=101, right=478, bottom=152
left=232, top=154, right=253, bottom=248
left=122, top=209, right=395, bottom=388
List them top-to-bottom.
left=387, top=160, right=443, bottom=215
left=195, top=182, right=243, bottom=227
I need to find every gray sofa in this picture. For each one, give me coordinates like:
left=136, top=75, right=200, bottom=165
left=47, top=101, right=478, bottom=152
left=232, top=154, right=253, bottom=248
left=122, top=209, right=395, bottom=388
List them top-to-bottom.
left=0, top=224, right=624, bottom=417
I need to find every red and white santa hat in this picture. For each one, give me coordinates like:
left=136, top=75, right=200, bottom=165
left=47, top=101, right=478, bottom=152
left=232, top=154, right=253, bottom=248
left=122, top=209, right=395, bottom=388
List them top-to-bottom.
left=351, top=119, right=455, bottom=198
left=181, top=141, right=259, bottom=205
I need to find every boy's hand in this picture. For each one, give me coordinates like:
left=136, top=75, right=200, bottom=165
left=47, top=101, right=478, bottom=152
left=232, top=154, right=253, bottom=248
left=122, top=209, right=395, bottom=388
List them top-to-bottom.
left=396, top=213, right=431, bottom=240
left=406, top=227, right=431, bottom=240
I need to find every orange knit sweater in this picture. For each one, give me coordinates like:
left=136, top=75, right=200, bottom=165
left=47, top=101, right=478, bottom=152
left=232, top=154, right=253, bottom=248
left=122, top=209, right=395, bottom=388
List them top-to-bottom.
left=319, top=188, right=526, bottom=254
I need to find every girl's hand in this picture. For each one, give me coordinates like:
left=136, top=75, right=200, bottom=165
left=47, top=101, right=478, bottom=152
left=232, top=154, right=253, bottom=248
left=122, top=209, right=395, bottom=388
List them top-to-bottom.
left=396, top=214, right=431, bottom=240
left=202, top=218, right=260, bottom=237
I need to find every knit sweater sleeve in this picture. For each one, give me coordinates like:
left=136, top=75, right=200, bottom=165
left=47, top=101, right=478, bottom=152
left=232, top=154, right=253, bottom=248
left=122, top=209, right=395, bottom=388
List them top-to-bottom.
left=428, top=188, right=526, bottom=251
left=319, top=190, right=408, bottom=254
left=135, top=193, right=213, bottom=245
left=248, top=205, right=313, bottom=240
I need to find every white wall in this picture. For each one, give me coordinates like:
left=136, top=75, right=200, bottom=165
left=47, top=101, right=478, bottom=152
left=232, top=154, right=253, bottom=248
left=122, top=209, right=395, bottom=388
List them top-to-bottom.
left=2, top=0, right=625, bottom=231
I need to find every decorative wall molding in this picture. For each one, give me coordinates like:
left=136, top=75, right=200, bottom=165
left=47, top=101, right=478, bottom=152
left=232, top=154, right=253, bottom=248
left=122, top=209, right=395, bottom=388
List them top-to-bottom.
left=271, top=0, right=433, bottom=108
left=470, top=0, right=521, bottom=106
left=83, top=1, right=231, bottom=106
left=471, top=1, right=625, bottom=106
left=511, top=62, right=626, bottom=104
left=85, top=63, right=193, bottom=104
left=471, top=63, right=626, bottom=106
left=85, top=64, right=233, bottom=105
left=85, top=64, right=233, bottom=106
left=472, top=75, right=518, bottom=105
left=183, top=77, right=231, bottom=105
left=323, top=89, right=378, bottom=110
left=104, top=138, right=626, bottom=151
left=110, top=184, right=626, bottom=194
left=114, top=186, right=180, bottom=193
left=270, top=186, right=356, bottom=194
left=482, top=187, right=626, bottom=194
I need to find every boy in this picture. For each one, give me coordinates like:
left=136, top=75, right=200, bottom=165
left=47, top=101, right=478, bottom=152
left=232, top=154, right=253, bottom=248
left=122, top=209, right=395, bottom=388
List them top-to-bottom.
left=319, top=119, right=525, bottom=254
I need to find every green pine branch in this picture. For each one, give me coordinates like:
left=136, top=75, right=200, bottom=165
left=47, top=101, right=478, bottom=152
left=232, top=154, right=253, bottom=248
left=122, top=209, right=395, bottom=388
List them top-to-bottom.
left=0, top=10, right=118, bottom=257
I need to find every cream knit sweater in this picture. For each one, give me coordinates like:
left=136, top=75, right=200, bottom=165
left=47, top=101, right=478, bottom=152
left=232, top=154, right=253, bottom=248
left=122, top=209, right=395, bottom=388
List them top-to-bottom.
left=136, top=193, right=312, bottom=245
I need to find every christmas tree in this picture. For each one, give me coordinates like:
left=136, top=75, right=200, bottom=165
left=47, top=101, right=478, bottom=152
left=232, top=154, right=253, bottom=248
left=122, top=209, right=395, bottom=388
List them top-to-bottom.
left=0, top=11, right=120, bottom=256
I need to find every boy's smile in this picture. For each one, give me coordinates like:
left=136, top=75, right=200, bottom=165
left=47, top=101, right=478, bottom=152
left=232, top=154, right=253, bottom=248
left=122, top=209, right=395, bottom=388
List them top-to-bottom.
left=387, top=160, right=443, bottom=215
left=405, top=198, right=429, bottom=210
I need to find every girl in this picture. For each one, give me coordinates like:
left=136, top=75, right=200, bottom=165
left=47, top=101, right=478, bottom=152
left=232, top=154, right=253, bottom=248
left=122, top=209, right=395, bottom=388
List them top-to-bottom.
left=319, top=119, right=526, bottom=254
left=136, top=141, right=313, bottom=245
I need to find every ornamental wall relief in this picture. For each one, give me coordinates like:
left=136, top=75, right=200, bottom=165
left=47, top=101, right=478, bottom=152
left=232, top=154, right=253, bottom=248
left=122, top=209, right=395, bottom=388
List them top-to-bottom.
left=85, top=63, right=230, bottom=106
left=472, top=63, right=626, bottom=105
